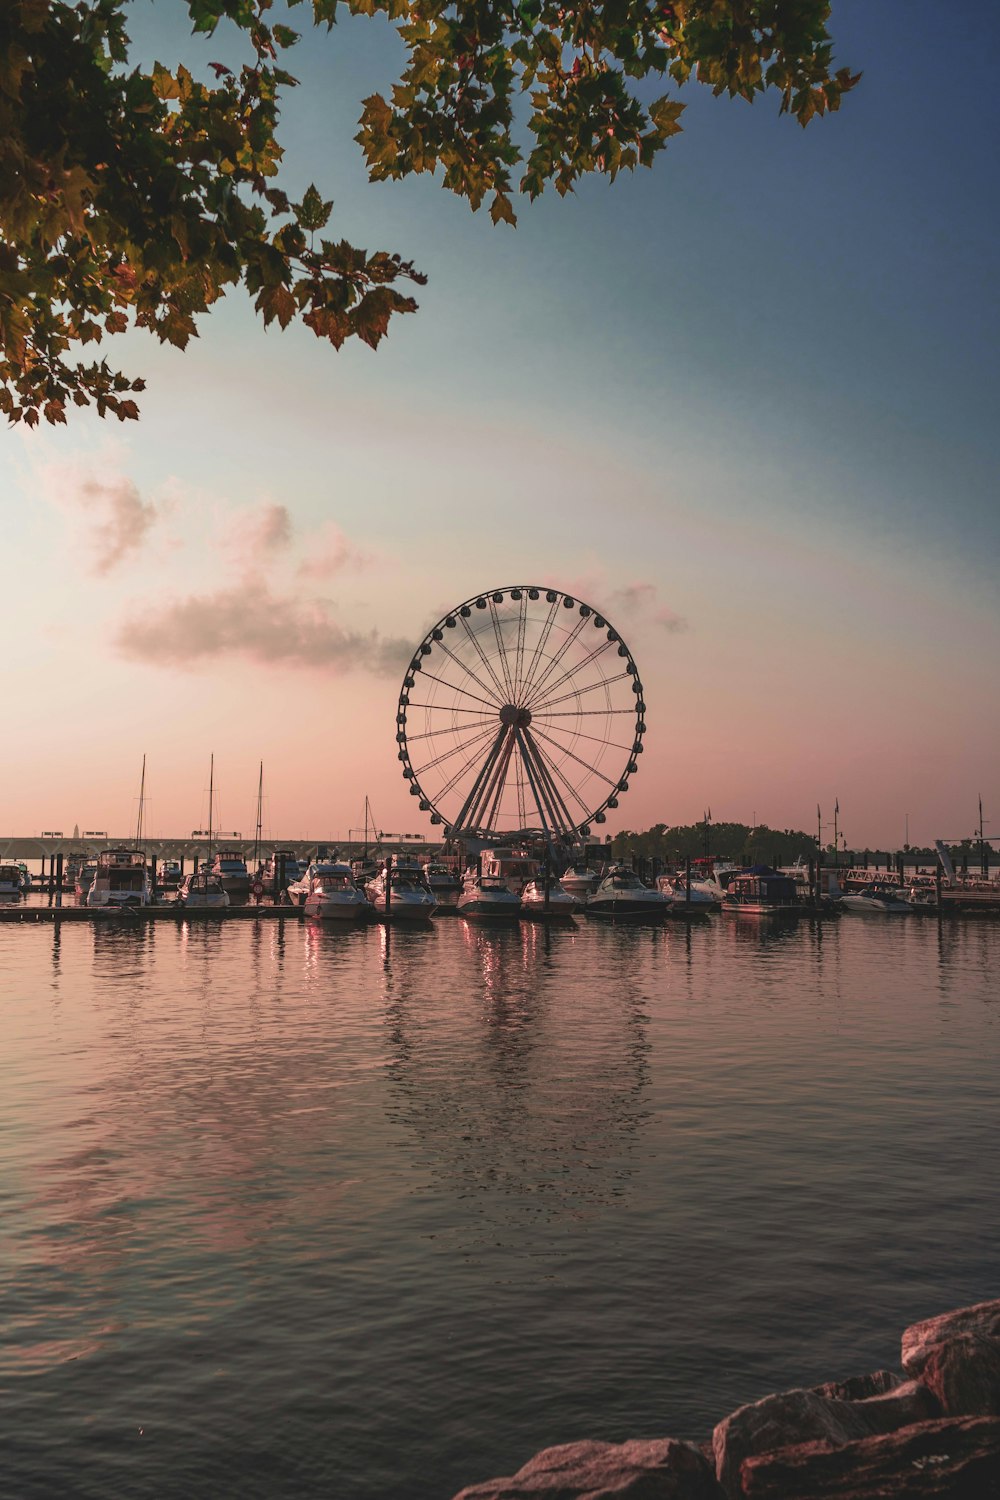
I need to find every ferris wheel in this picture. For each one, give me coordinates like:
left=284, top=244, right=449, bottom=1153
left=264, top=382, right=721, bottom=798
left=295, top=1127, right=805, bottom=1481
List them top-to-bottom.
left=396, top=586, right=646, bottom=845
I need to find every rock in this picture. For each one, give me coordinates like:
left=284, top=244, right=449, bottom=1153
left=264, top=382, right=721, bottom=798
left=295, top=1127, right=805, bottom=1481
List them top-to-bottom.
left=902, top=1299, right=1000, bottom=1377
left=919, top=1332, right=1000, bottom=1417
left=813, top=1369, right=903, bottom=1402
left=712, top=1382, right=938, bottom=1497
left=739, top=1414, right=1000, bottom=1498
left=451, top=1437, right=725, bottom=1500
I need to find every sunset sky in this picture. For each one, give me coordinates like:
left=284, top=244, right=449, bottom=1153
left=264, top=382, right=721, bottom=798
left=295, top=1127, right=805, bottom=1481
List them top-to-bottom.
left=2, top=1, right=997, bottom=848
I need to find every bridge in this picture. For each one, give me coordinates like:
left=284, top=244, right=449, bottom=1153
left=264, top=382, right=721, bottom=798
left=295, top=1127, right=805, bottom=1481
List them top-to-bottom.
left=0, top=834, right=443, bottom=863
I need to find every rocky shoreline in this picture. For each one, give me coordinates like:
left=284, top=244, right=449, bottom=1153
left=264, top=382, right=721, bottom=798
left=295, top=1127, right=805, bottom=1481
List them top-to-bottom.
left=451, top=1298, right=1000, bottom=1498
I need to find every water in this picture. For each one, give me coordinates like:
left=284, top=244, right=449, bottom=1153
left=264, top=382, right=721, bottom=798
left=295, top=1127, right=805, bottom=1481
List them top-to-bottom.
left=1, top=913, right=997, bottom=1497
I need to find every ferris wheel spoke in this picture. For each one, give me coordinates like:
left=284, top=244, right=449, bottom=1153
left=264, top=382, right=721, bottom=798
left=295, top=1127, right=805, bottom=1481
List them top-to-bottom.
left=513, top=591, right=529, bottom=702
left=516, top=596, right=561, bottom=705
left=488, top=598, right=517, bottom=703
left=522, top=613, right=590, bottom=708
left=458, top=614, right=510, bottom=704
left=528, top=635, right=615, bottom=709
left=435, top=637, right=506, bottom=706
left=416, top=668, right=500, bottom=712
left=529, top=669, right=633, bottom=715
left=406, top=702, right=495, bottom=715
left=534, top=707, right=637, bottom=717
left=407, top=716, right=495, bottom=743
left=530, top=720, right=635, bottom=754
left=413, top=722, right=501, bottom=777
left=529, top=723, right=620, bottom=789
left=525, top=727, right=598, bottom=821
left=513, top=735, right=528, bottom=828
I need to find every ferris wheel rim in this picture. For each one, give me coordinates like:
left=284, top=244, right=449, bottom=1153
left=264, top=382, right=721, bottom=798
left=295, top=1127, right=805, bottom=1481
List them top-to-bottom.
left=396, top=585, right=646, bottom=842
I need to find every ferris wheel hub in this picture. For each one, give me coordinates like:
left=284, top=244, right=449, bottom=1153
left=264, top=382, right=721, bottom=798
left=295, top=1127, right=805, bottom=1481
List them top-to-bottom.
left=499, top=703, right=532, bottom=729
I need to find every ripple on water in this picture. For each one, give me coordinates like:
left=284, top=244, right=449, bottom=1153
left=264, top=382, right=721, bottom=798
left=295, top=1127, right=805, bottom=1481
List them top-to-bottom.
left=0, top=914, right=997, bottom=1498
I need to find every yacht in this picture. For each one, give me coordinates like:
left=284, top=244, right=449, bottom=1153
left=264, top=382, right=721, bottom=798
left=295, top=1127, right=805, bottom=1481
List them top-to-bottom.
left=479, top=846, right=540, bottom=894
left=86, top=848, right=152, bottom=908
left=209, top=849, right=250, bottom=903
left=259, top=850, right=304, bottom=897
left=159, top=859, right=183, bottom=887
left=76, top=860, right=99, bottom=900
left=0, top=862, right=24, bottom=900
left=367, top=862, right=437, bottom=921
left=303, top=864, right=371, bottom=921
left=559, top=865, right=600, bottom=901
left=586, top=865, right=671, bottom=919
left=722, top=867, right=800, bottom=916
left=176, top=871, right=229, bottom=908
left=457, top=871, right=521, bottom=919
left=655, top=873, right=717, bottom=912
left=520, top=875, right=579, bottom=919
left=841, top=884, right=913, bottom=914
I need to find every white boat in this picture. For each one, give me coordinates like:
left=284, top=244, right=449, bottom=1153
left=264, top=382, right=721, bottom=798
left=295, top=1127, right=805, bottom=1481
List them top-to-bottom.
left=479, top=846, right=540, bottom=895
left=86, top=848, right=152, bottom=908
left=209, top=849, right=250, bottom=903
left=260, top=850, right=306, bottom=899
left=159, top=859, right=183, bottom=887
left=9, top=860, right=33, bottom=894
left=422, top=860, right=462, bottom=894
left=76, top=861, right=99, bottom=900
left=689, top=861, right=740, bottom=906
left=0, top=862, right=24, bottom=900
left=367, top=862, right=437, bottom=921
left=303, top=864, right=371, bottom=921
left=559, top=865, right=600, bottom=901
left=586, top=865, right=671, bottom=919
left=722, top=867, right=800, bottom=916
left=175, top=871, right=229, bottom=908
left=458, top=872, right=521, bottom=919
left=655, top=874, right=717, bottom=911
left=520, top=876, right=579, bottom=919
left=841, top=884, right=913, bottom=914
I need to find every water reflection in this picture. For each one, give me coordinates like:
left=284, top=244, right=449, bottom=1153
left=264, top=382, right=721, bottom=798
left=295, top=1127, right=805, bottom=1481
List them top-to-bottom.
left=377, top=920, right=651, bottom=1241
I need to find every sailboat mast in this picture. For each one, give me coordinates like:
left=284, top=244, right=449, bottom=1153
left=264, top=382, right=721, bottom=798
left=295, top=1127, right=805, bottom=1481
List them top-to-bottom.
left=208, top=753, right=214, bottom=866
left=134, top=754, right=146, bottom=849
left=253, top=761, right=263, bottom=871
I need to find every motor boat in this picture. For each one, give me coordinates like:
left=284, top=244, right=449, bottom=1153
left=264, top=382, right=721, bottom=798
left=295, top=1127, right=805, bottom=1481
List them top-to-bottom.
left=86, top=848, right=152, bottom=908
left=209, top=849, right=250, bottom=903
left=259, top=850, right=305, bottom=899
left=159, top=859, right=183, bottom=888
left=8, top=860, right=33, bottom=894
left=76, top=861, right=99, bottom=900
left=422, top=861, right=462, bottom=894
left=0, top=862, right=24, bottom=900
left=367, top=862, right=437, bottom=921
left=689, top=862, right=740, bottom=906
left=303, top=864, right=371, bottom=921
left=560, top=865, right=600, bottom=901
left=586, top=865, right=671, bottom=919
left=722, top=867, right=801, bottom=916
left=175, top=871, right=229, bottom=908
left=458, top=872, right=521, bottom=919
left=655, top=873, right=717, bottom=912
left=520, top=875, right=580, bottom=919
left=841, top=884, right=913, bottom=914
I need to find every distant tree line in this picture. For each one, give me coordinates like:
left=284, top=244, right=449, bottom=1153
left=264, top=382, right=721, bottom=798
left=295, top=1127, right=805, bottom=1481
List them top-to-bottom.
left=607, top=822, right=991, bottom=869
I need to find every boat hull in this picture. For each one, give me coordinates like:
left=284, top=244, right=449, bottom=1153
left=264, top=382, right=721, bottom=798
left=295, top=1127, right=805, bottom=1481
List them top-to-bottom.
left=305, top=895, right=371, bottom=921
left=586, top=896, right=670, bottom=920
left=458, top=897, right=521, bottom=920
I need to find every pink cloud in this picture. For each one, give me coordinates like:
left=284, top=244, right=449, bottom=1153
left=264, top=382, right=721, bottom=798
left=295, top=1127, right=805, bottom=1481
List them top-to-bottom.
left=297, top=521, right=371, bottom=580
left=113, top=581, right=409, bottom=677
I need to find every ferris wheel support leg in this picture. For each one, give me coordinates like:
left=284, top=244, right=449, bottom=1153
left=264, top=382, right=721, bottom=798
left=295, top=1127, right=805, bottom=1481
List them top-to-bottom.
left=450, top=723, right=508, bottom=837
left=517, top=727, right=577, bottom=845
left=477, top=729, right=520, bottom=836
left=515, top=729, right=555, bottom=853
